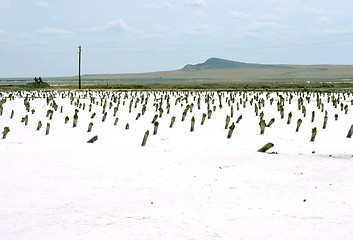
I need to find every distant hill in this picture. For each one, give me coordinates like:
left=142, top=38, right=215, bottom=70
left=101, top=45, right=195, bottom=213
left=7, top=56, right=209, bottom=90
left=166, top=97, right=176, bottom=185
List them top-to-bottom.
left=182, top=57, right=292, bottom=71
left=2, top=58, right=353, bottom=85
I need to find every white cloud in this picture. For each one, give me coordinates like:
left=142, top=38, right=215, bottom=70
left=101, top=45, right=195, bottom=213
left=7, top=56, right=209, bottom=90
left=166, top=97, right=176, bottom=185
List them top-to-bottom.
left=184, top=0, right=207, bottom=7
left=0, top=1, right=10, bottom=7
left=37, top=1, right=50, bottom=8
left=147, top=1, right=174, bottom=8
left=304, top=7, right=340, bottom=15
left=193, top=9, right=206, bottom=18
left=230, top=11, right=279, bottom=21
left=230, top=11, right=251, bottom=19
left=317, top=17, right=333, bottom=24
left=88, top=19, right=137, bottom=32
left=247, top=22, right=283, bottom=31
left=179, top=24, right=221, bottom=36
left=36, top=27, right=73, bottom=35
left=322, top=27, right=353, bottom=35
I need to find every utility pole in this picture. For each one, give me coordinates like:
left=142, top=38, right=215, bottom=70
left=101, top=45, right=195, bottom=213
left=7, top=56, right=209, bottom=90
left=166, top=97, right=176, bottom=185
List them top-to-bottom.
left=78, top=46, right=82, bottom=89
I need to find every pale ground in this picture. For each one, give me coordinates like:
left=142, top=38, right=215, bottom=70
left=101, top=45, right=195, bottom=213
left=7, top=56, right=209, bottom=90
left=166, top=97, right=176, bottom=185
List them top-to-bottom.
left=0, top=90, right=352, bottom=239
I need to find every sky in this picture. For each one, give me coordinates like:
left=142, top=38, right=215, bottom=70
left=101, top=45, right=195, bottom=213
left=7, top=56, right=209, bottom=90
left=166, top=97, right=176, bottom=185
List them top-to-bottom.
left=0, top=0, right=353, bottom=78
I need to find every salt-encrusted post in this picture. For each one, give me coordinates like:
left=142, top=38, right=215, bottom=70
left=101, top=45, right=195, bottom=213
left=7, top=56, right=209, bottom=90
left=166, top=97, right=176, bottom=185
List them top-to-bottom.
left=231, top=105, right=234, bottom=117
left=280, top=106, right=284, bottom=119
left=207, top=109, right=212, bottom=119
left=10, top=110, right=14, bottom=119
left=181, top=110, right=187, bottom=121
left=311, top=111, right=315, bottom=122
left=102, top=112, right=107, bottom=122
left=287, top=112, right=292, bottom=125
left=73, top=113, right=78, bottom=127
left=201, top=113, right=207, bottom=125
left=151, top=114, right=158, bottom=124
left=334, top=114, right=338, bottom=121
left=24, top=115, right=29, bottom=126
left=225, top=115, right=230, bottom=129
left=236, top=115, right=242, bottom=124
left=323, top=115, right=328, bottom=129
left=65, top=116, right=69, bottom=124
left=169, top=116, right=176, bottom=128
left=190, top=116, right=195, bottom=132
left=114, top=117, right=119, bottom=126
left=266, top=118, right=275, bottom=127
left=296, top=118, right=302, bottom=132
left=259, top=120, right=266, bottom=134
left=36, top=121, right=42, bottom=131
left=153, top=121, right=159, bottom=135
left=88, top=122, right=93, bottom=132
left=227, top=122, right=235, bottom=139
left=45, top=123, right=50, bottom=135
left=125, top=123, right=129, bottom=130
left=346, top=125, right=353, bottom=138
left=2, top=127, right=10, bottom=139
left=310, top=127, right=317, bottom=142
left=141, top=130, right=149, bottom=146
left=87, top=135, right=98, bottom=143
left=257, top=142, right=274, bottom=152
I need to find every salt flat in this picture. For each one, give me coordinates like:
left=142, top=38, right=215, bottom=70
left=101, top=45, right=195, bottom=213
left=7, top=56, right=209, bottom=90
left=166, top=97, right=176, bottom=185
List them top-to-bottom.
left=1, top=90, right=352, bottom=239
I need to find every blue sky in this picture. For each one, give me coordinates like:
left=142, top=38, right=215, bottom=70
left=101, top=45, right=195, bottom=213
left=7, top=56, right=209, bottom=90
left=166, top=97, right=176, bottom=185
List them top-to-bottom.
left=1, top=0, right=353, bottom=78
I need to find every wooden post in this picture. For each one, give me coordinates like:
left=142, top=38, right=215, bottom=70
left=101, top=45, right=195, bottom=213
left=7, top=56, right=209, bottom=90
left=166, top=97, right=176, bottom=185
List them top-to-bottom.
left=78, top=46, right=82, bottom=89
left=280, top=106, right=284, bottom=119
left=207, top=109, right=212, bottom=119
left=10, top=110, right=14, bottom=119
left=311, top=111, right=315, bottom=122
left=102, top=112, right=107, bottom=122
left=287, top=112, right=292, bottom=124
left=73, top=113, right=78, bottom=127
left=201, top=113, right=207, bottom=125
left=151, top=114, right=158, bottom=123
left=334, top=114, right=338, bottom=121
left=24, top=115, right=28, bottom=126
left=224, top=115, right=230, bottom=129
left=236, top=115, right=242, bottom=124
left=323, top=115, right=328, bottom=129
left=65, top=116, right=69, bottom=124
left=169, top=116, right=176, bottom=128
left=190, top=116, right=195, bottom=132
left=114, top=117, right=119, bottom=126
left=266, top=118, right=275, bottom=127
left=296, top=118, right=302, bottom=132
left=259, top=120, right=266, bottom=134
left=36, top=121, right=42, bottom=131
left=153, top=121, right=159, bottom=135
left=87, top=122, right=93, bottom=132
left=227, top=122, right=235, bottom=139
left=45, top=123, right=50, bottom=135
left=125, top=123, right=129, bottom=130
left=346, top=124, right=353, bottom=138
left=2, top=127, right=10, bottom=139
left=310, top=127, right=317, bottom=142
left=141, top=130, right=149, bottom=146
left=87, top=135, right=98, bottom=143
left=257, top=142, right=274, bottom=152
